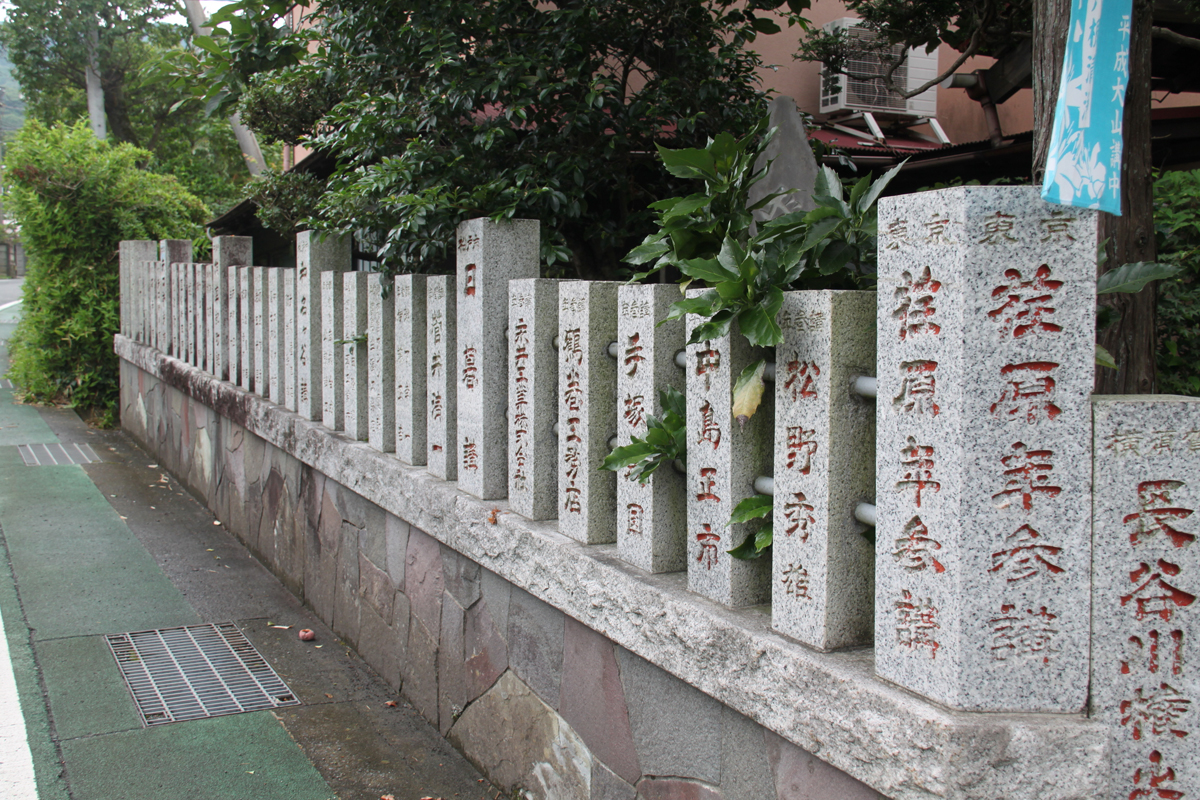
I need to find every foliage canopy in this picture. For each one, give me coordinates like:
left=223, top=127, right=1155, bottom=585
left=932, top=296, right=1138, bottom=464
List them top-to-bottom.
left=172, top=0, right=810, bottom=276
left=4, top=121, right=208, bottom=422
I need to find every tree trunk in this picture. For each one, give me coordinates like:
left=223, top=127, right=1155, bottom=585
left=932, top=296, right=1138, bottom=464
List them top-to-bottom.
left=1031, top=0, right=1070, bottom=182
left=1095, top=0, right=1157, bottom=394
left=84, top=16, right=106, bottom=140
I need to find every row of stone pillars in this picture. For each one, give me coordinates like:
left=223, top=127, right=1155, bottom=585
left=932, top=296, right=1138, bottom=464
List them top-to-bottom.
left=120, top=186, right=1198, bottom=799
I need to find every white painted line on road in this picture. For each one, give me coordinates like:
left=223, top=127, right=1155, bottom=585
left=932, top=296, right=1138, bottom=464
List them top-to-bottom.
left=0, top=300, right=22, bottom=312
left=0, top=603, right=37, bottom=800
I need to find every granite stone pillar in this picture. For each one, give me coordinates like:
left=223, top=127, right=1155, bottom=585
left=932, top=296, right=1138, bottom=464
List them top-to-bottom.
left=875, top=186, right=1096, bottom=712
left=455, top=219, right=539, bottom=500
left=296, top=233, right=351, bottom=421
left=213, top=236, right=252, bottom=382
left=119, top=241, right=156, bottom=343
left=253, top=266, right=269, bottom=397
left=239, top=267, right=255, bottom=392
left=267, top=268, right=286, bottom=405
left=283, top=269, right=297, bottom=410
left=321, top=271, right=345, bottom=432
left=343, top=272, right=369, bottom=441
left=367, top=272, right=395, bottom=453
left=394, top=274, right=428, bottom=465
left=427, top=275, right=457, bottom=481
left=508, top=278, right=559, bottom=520
left=558, top=281, right=620, bottom=544
left=615, top=283, right=686, bottom=572
left=772, top=290, right=876, bottom=650
left=685, top=296, right=772, bottom=607
left=1092, top=397, right=1199, bottom=800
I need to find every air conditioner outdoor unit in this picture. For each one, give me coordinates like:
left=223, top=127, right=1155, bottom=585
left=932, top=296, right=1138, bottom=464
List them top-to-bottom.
left=819, top=18, right=938, bottom=120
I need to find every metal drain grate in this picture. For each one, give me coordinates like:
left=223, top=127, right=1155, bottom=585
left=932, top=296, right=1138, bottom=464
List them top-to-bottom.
left=17, top=443, right=99, bottom=466
left=106, top=623, right=299, bottom=726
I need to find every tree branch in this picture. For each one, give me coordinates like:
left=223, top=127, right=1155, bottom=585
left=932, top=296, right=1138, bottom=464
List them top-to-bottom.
left=1151, top=26, right=1200, bottom=52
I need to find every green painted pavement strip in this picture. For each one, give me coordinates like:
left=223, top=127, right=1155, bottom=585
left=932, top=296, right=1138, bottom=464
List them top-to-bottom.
left=0, top=322, right=61, bottom=446
left=0, top=446, right=199, bottom=640
left=0, top=528, right=70, bottom=799
left=34, top=635, right=143, bottom=740
left=60, top=711, right=335, bottom=800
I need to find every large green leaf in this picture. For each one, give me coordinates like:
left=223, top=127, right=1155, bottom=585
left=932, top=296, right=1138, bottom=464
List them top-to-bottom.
left=655, top=144, right=717, bottom=181
left=856, top=160, right=906, bottom=213
left=624, top=238, right=669, bottom=265
left=678, top=257, right=739, bottom=286
left=1097, top=261, right=1183, bottom=295
left=1095, top=343, right=1118, bottom=369
left=732, top=358, right=767, bottom=421
left=730, top=493, right=773, bottom=523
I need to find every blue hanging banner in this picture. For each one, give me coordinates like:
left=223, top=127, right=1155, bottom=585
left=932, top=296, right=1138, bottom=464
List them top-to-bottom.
left=1040, top=0, right=1133, bottom=215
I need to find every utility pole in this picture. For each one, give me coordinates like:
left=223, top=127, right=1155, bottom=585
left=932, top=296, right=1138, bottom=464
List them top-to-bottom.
left=182, top=0, right=265, bottom=176
left=84, top=15, right=106, bottom=140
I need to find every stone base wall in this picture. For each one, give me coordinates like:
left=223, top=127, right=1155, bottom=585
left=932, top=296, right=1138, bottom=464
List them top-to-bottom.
left=119, top=358, right=887, bottom=800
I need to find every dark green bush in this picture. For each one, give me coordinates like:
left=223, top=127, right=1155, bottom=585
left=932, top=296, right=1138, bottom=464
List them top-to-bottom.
left=4, top=120, right=208, bottom=424
left=1154, top=169, right=1200, bottom=396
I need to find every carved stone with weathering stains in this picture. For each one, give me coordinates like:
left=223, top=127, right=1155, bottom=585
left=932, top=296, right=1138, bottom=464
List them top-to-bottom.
left=876, top=186, right=1096, bottom=712
left=455, top=218, right=539, bottom=500
left=296, top=232, right=351, bottom=420
left=343, top=271, right=369, bottom=442
left=367, top=272, right=395, bottom=452
left=394, top=274, right=428, bottom=465
left=427, top=275, right=458, bottom=481
left=508, top=278, right=559, bottom=520
left=559, top=281, right=620, bottom=544
left=616, top=283, right=686, bottom=573
left=685, top=289, right=772, bottom=606
left=773, top=290, right=876, bottom=650
left=1093, top=396, right=1200, bottom=800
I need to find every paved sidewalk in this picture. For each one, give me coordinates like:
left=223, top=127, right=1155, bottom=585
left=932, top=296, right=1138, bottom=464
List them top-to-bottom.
left=0, top=308, right=491, bottom=799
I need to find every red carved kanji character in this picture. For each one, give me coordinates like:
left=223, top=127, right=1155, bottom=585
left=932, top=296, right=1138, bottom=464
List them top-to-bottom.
left=923, top=211, right=953, bottom=244
left=977, top=211, right=1018, bottom=245
left=464, top=263, right=477, bottom=296
left=988, top=264, right=1064, bottom=339
left=892, top=266, right=942, bottom=341
left=430, top=310, right=444, bottom=345
left=562, top=328, right=583, bottom=366
left=623, top=333, right=645, bottom=376
left=695, top=343, right=721, bottom=392
left=461, top=347, right=479, bottom=389
left=430, top=351, right=444, bottom=378
left=782, top=359, right=821, bottom=400
left=893, top=360, right=940, bottom=417
left=990, top=362, right=1062, bottom=423
left=563, top=368, right=583, bottom=412
left=430, top=392, right=443, bottom=421
left=623, top=395, right=646, bottom=430
left=697, top=401, right=721, bottom=449
left=564, top=417, right=583, bottom=443
left=785, top=426, right=818, bottom=473
left=1107, top=427, right=1146, bottom=457
left=1182, top=428, right=1200, bottom=453
left=1149, top=430, right=1176, bottom=454
left=896, top=436, right=939, bottom=507
left=462, top=439, right=479, bottom=472
left=992, top=442, right=1063, bottom=512
left=696, top=467, right=721, bottom=502
left=1124, top=480, right=1197, bottom=548
left=563, top=487, right=582, bottom=514
left=783, top=492, right=816, bottom=540
left=626, top=504, right=644, bottom=536
left=892, top=516, right=945, bottom=573
left=990, top=524, right=1065, bottom=583
left=696, top=525, right=721, bottom=570
left=1122, top=560, right=1197, bottom=623
left=781, top=562, right=810, bottom=599
left=895, top=590, right=940, bottom=658
left=990, top=604, right=1060, bottom=663
left=1122, top=630, right=1185, bottom=677
left=1120, top=683, right=1191, bottom=741
left=1129, top=750, right=1185, bottom=800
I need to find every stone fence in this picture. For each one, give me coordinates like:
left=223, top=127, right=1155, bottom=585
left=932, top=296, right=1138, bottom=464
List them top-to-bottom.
left=115, top=186, right=1199, bottom=800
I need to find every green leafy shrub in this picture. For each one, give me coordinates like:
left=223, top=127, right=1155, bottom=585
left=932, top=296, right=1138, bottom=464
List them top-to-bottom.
left=4, top=120, right=208, bottom=424
left=1154, top=169, right=1200, bottom=396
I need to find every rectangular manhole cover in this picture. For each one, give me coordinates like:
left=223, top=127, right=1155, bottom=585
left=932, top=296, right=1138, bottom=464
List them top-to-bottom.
left=17, top=443, right=99, bottom=466
left=106, top=623, right=300, bottom=726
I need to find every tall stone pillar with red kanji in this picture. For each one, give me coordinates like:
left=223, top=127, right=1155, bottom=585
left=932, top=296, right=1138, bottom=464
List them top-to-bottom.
left=876, top=186, right=1097, bottom=712
left=455, top=219, right=539, bottom=501
left=508, top=278, right=559, bottom=520
left=558, top=281, right=620, bottom=544
left=616, top=284, right=686, bottom=573
left=685, top=290, right=772, bottom=607
left=772, top=290, right=876, bottom=650
left=1093, top=397, right=1199, bottom=800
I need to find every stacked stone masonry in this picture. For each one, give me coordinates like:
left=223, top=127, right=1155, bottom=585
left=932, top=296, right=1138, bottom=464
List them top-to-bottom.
left=115, top=193, right=1195, bottom=800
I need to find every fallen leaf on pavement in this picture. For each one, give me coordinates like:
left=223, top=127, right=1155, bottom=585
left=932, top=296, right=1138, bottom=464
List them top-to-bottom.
left=385, top=700, right=397, bottom=707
